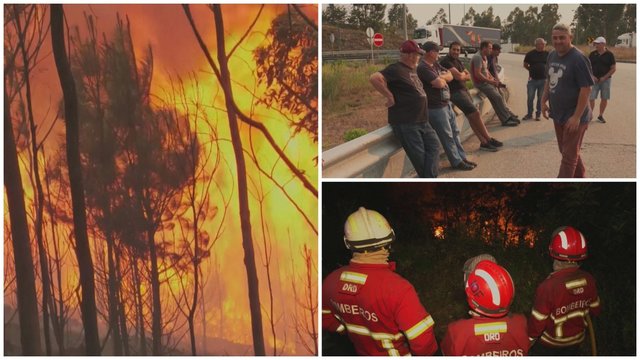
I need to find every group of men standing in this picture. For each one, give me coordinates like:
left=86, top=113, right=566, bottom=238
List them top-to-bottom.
left=370, top=23, right=617, bottom=178
left=322, top=207, right=601, bottom=356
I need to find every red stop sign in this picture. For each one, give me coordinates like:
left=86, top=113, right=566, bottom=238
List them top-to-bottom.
left=373, top=33, right=384, bottom=47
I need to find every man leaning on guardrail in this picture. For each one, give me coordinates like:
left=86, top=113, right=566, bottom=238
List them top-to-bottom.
left=369, top=40, right=441, bottom=178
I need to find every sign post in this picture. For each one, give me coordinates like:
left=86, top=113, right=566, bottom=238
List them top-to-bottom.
left=366, top=27, right=374, bottom=63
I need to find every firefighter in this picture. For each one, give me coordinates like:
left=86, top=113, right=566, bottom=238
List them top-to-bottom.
left=322, top=207, right=438, bottom=356
left=528, top=226, right=601, bottom=355
left=441, top=260, right=530, bottom=356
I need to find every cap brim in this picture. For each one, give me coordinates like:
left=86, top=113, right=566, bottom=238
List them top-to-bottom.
left=417, top=49, right=426, bottom=54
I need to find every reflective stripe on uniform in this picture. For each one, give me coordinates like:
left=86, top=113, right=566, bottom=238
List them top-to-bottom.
left=340, top=271, right=368, bottom=285
left=565, top=278, right=587, bottom=289
left=590, top=297, right=600, bottom=308
left=531, top=308, right=549, bottom=321
left=322, top=309, right=332, bottom=314
left=550, top=309, right=588, bottom=325
left=404, top=315, right=435, bottom=340
left=474, top=321, right=507, bottom=335
left=343, top=322, right=404, bottom=341
left=336, top=324, right=345, bottom=333
left=541, top=330, right=585, bottom=347
left=381, top=339, right=400, bottom=356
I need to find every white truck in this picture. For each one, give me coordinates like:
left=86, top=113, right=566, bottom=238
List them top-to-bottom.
left=413, top=24, right=501, bottom=53
left=615, top=32, right=636, bottom=48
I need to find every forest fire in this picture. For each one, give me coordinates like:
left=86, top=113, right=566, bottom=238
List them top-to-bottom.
left=5, top=4, right=317, bottom=356
left=433, top=226, right=445, bottom=240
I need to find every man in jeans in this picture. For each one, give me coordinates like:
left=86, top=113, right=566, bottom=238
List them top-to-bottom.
left=541, top=23, right=594, bottom=177
left=523, top=38, right=549, bottom=120
left=370, top=40, right=440, bottom=177
left=417, top=41, right=475, bottom=171
left=440, top=41, right=503, bottom=152
left=471, top=41, right=520, bottom=127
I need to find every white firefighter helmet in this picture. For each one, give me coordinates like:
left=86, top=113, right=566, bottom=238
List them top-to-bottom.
left=344, top=207, right=395, bottom=252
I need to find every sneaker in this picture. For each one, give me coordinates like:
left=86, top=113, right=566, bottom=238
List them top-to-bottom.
left=535, top=112, right=541, bottom=120
left=522, top=114, right=533, bottom=120
left=598, top=115, right=606, bottom=123
left=510, top=116, right=521, bottom=124
left=501, top=119, right=519, bottom=127
left=489, top=138, right=503, bottom=147
left=480, top=142, right=499, bottom=152
left=463, top=159, right=478, bottom=168
left=453, top=161, right=475, bottom=171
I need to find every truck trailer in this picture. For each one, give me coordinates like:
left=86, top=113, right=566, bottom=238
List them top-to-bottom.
left=413, top=24, right=501, bottom=53
left=615, top=32, right=636, bottom=48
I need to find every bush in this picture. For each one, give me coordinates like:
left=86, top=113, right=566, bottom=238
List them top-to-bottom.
left=343, top=128, right=367, bottom=142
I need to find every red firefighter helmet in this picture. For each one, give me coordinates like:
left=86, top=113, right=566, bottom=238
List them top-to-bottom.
left=549, top=226, right=587, bottom=261
left=465, top=260, right=515, bottom=318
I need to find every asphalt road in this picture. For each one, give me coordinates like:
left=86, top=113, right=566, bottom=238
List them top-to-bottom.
left=439, top=52, right=636, bottom=178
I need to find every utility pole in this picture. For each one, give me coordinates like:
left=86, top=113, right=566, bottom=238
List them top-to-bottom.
left=403, top=4, right=408, bottom=40
left=448, top=4, right=451, bottom=24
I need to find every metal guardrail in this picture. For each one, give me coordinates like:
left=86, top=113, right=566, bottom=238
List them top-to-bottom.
left=323, top=50, right=398, bottom=62
left=322, top=88, right=509, bottom=178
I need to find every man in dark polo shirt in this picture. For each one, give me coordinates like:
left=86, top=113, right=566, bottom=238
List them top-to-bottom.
left=588, top=36, right=616, bottom=123
left=523, top=38, right=549, bottom=120
left=370, top=40, right=440, bottom=177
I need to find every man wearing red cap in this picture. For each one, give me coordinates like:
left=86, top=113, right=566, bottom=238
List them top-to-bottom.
left=370, top=40, right=441, bottom=178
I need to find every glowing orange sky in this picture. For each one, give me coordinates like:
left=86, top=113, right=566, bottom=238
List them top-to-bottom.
left=5, top=4, right=318, bottom=355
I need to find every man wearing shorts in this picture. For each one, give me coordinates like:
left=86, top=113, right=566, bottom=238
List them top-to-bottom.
left=588, top=36, right=616, bottom=123
left=440, top=41, right=503, bottom=152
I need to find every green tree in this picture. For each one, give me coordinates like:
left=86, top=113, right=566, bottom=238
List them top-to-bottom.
left=322, top=4, right=347, bottom=26
left=347, top=4, right=386, bottom=31
left=536, top=4, right=560, bottom=41
left=572, top=4, right=625, bottom=45
left=617, top=4, right=636, bottom=35
left=387, top=5, right=418, bottom=35
left=461, top=6, right=476, bottom=26
left=473, top=6, right=500, bottom=28
left=503, top=6, right=537, bottom=44
left=426, top=8, right=448, bottom=25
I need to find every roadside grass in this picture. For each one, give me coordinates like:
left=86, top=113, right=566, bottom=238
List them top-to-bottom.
left=322, top=61, right=386, bottom=114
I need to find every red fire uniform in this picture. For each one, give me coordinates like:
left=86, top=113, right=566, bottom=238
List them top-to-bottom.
left=322, top=261, right=437, bottom=356
left=528, top=267, right=601, bottom=348
left=441, top=313, right=530, bottom=356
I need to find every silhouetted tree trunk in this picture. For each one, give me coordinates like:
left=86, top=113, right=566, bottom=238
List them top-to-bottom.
left=50, top=4, right=100, bottom=355
left=212, top=5, right=265, bottom=355
left=13, top=6, right=53, bottom=353
left=4, top=89, right=43, bottom=356
left=43, top=162, right=66, bottom=355
left=147, top=227, right=163, bottom=355
left=115, top=255, right=130, bottom=355
left=132, top=256, right=147, bottom=355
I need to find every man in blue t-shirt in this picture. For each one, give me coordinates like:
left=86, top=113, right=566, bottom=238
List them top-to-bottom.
left=541, top=23, right=594, bottom=178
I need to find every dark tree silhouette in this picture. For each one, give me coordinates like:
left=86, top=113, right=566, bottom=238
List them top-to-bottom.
left=8, top=4, right=55, bottom=354
left=50, top=4, right=101, bottom=355
left=255, top=5, right=318, bottom=141
left=4, top=88, right=43, bottom=356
